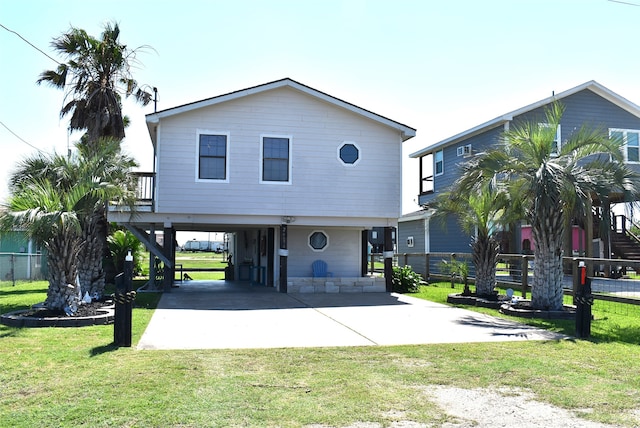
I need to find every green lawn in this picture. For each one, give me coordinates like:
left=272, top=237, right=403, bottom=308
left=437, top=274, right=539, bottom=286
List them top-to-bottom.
left=140, top=251, right=227, bottom=280
left=1, top=280, right=640, bottom=427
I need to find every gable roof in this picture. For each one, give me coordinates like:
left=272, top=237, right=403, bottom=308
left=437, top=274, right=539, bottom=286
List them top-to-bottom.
left=146, top=78, right=416, bottom=144
left=409, top=80, right=640, bottom=158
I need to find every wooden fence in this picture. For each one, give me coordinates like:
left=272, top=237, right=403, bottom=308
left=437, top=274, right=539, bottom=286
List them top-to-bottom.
left=395, top=252, right=640, bottom=307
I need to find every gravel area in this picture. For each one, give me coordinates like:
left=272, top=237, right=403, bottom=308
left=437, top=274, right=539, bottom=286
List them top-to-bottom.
left=307, top=385, right=633, bottom=427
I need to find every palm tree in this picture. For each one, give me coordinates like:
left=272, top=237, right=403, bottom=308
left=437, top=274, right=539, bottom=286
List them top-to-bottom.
left=37, top=21, right=152, bottom=146
left=36, top=22, right=150, bottom=294
left=453, top=102, right=640, bottom=310
left=8, top=139, right=138, bottom=298
left=0, top=176, right=111, bottom=312
left=432, top=181, right=514, bottom=297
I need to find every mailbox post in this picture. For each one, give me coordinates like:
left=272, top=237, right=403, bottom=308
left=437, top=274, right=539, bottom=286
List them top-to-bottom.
left=114, top=250, right=136, bottom=347
left=575, top=261, right=593, bottom=339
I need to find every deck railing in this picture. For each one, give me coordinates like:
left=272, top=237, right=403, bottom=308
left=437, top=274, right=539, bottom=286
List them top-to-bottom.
left=132, top=172, right=155, bottom=208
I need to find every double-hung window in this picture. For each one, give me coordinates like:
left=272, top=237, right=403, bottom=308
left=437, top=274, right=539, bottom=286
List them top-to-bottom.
left=539, top=123, right=561, bottom=156
left=610, top=129, right=640, bottom=163
left=197, top=131, right=229, bottom=181
left=261, top=135, right=292, bottom=183
left=434, top=150, right=444, bottom=176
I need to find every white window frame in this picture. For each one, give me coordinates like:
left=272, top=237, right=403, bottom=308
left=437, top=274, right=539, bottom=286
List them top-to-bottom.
left=538, top=123, right=562, bottom=156
left=610, top=128, right=640, bottom=164
left=195, top=130, right=230, bottom=183
left=260, top=134, right=293, bottom=185
left=337, top=141, right=361, bottom=166
left=456, top=144, right=472, bottom=157
left=434, top=149, right=444, bottom=176
left=308, top=230, right=329, bottom=252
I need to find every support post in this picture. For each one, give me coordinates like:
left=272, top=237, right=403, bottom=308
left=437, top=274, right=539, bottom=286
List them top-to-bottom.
left=163, top=224, right=174, bottom=292
left=279, top=224, right=288, bottom=293
left=148, top=225, right=156, bottom=289
left=384, top=226, right=394, bottom=292
left=361, top=230, right=369, bottom=277
left=114, top=251, right=135, bottom=347
left=521, top=255, right=528, bottom=298
left=575, top=260, right=593, bottom=339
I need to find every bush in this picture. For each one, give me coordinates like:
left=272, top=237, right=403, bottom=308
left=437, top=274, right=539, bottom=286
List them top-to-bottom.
left=392, top=265, right=425, bottom=293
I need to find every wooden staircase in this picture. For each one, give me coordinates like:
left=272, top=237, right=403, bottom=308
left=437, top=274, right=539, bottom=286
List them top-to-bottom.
left=609, top=215, right=640, bottom=273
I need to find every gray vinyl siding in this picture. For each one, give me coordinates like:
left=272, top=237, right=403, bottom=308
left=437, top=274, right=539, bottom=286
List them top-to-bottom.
left=155, top=86, right=402, bottom=219
left=418, top=126, right=503, bottom=206
left=429, top=215, right=473, bottom=254
left=397, top=219, right=426, bottom=254
left=286, top=227, right=361, bottom=277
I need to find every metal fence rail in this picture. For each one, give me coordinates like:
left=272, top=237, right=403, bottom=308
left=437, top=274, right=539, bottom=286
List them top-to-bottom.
left=0, top=253, right=46, bottom=284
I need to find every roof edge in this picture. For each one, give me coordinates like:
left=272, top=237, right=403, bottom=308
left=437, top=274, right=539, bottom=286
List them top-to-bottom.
left=146, top=78, right=416, bottom=141
left=410, top=80, right=640, bottom=158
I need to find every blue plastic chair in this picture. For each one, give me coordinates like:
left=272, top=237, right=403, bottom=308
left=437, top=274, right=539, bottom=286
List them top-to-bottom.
left=312, top=260, right=333, bottom=277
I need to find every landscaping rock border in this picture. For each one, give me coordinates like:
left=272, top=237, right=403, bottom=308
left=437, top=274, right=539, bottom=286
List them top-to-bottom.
left=500, top=301, right=576, bottom=320
left=0, top=305, right=114, bottom=328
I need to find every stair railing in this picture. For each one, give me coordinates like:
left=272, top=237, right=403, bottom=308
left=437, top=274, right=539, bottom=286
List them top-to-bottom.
left=612, top=214, right=640, bottom=245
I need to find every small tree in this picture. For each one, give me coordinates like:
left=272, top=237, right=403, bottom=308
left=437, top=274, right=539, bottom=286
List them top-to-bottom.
left=432, top=182, right=514, bottom=297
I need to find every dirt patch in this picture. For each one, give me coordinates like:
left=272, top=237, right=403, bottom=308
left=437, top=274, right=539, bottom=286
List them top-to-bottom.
left=423, top=385, right=621, bottom=427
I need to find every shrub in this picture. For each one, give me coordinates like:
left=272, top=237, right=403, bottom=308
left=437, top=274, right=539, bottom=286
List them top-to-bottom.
left=392, top=265, right=425, bottom=293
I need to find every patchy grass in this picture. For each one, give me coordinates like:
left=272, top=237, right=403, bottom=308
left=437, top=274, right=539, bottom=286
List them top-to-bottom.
left=1, top=280, right=640, bottom=427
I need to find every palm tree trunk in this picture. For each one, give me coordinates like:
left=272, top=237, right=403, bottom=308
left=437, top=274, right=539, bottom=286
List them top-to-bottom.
left=78, top=205, right=107, bottom=298
left=531, top=210, right=565, bottom=310
left=44, top=232, right=82, bottom=312
left=472, top=234, right=498, bottom=296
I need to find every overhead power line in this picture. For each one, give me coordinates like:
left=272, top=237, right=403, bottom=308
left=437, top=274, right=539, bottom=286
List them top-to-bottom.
left=609, top=0, right=640, bottom=6
left=0, top=22, right=60, bottom=64
left=0, top=120, right=45, bottom=153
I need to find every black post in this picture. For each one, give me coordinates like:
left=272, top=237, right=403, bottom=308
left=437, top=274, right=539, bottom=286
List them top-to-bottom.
left=279, top=224, right=288, bottom=293
left=384, top=226, right=394, bottom=292
left=114, top=251, right=135, bottom=347
left=575, top=261, right=593, bottom=339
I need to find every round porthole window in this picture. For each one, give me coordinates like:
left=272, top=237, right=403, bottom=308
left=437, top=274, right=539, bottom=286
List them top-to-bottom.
left=339, top=142, right=360, bottom=165
left=309, top=231, right=329, bottom=251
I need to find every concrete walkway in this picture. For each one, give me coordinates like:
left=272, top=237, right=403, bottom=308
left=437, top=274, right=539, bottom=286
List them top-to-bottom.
left=137, top=281, right=565, bottom=350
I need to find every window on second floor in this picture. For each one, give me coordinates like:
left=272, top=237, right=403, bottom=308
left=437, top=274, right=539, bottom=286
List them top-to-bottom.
left=538, top=123, right=562, bottom=156
left=610, top=129, right=640, bottom=163
left=198, top=132, right=228, bottom=181
left=261, top=135, right=292, bottom=183
left=456, top=144, right=472, bottom=157
left=435, top=150, right=444, bottom=176
left=420, top=153, right=434, bottom=194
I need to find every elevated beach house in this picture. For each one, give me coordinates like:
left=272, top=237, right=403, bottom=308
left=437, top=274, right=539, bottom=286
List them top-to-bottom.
left=109, top=78, right=415, bottom=292
left=399, top=81, right=640, bottom=272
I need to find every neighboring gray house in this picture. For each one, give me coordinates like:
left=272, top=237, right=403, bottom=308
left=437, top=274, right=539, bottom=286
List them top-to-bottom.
left=109, top=78, right=415, bottom=292
left=402, top=81, right=640, bottom=259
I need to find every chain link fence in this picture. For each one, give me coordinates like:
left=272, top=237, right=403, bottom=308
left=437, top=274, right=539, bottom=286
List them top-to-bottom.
left=0, top=253, right=47, bottom=284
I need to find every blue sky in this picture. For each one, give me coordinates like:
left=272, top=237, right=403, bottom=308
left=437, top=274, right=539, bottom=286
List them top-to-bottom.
left=2, top=0, right=640, bottom=224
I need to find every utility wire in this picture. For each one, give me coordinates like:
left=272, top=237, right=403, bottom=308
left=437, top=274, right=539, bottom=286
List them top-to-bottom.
left=609, top=0, right=640, bottom=6
left=0, top=22, right=61, bottom=64
left=0, top=120, right=45, bottom=153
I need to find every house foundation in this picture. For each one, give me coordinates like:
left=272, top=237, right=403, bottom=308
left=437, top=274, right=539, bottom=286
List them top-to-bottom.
left=287, top=276, right=386, bottom=293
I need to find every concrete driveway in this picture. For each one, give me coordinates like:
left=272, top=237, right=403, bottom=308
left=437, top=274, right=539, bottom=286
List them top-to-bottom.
left=137, top=281, right=565, bottom=350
